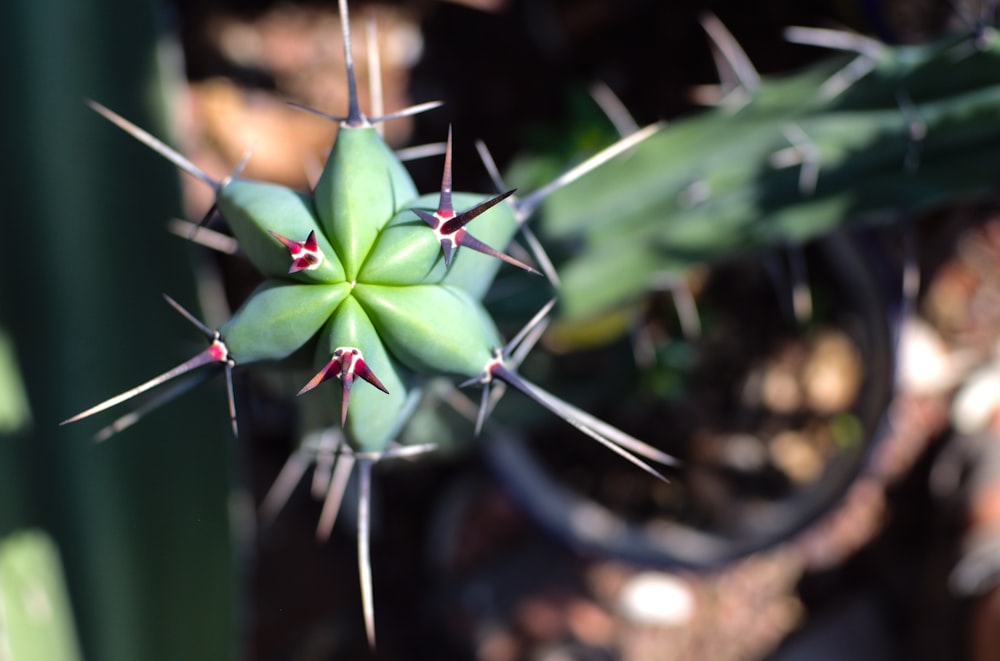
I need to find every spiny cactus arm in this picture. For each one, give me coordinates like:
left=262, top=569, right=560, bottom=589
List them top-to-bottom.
left=538, top=25, right=1000, bottom=324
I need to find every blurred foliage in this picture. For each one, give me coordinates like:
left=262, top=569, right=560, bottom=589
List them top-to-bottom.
left=0, top=530, right=83, bottom=661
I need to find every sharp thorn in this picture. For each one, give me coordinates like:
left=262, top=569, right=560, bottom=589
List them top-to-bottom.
left=338, top=0, right=365, bottom=126
left=698, top=12, right=760, bottom=96
left=366, top=14, right=384, bottom=136
left=783, top=26, right=886, bottom=58
left=821, top=54, right=880, bottom=98
left=589, top=80, right=640, bottom=137
left=85, top=99, right=221, bottom=192
left=290, top=99, right=444, bottom=126
left=368, top=100, right=444, bottom=124
left=287, top=101, right=346, bottom=123
left=517, top=123, right=660, bottom=220
left=440, top=126, right=454, bottom=215
left=474, top=140, right=509, bottom=194
left=394, top=141, right=447, bottom=162
left=222, top=143, right=255, bottom=188
left=440, top=189, right=517, bottom=234
left=188, top=204, right=220, bottom=243
left=411, top=208, right=440, bottom=229
left=168, top=218, right=240, bottom=255
left=518, top=223, right=561, bottom=287
left=455, top=231, right=540, bottom=275
left=441, top=240, right=454, bottom=268
left=667, top=280, right=702, bottom=341
left=162, top=294, right=216, bottom=340
left=504, top=299, right=557, bottom=360
left=508, top=318, right=549, bottom=370
left=61, top=345, right=225, bottom=425
left=354, top=360, right=389, bottom=394
left=225, top=361, right=238, bottom=437
left=494, top=366, right=674, bottom=482
left=297, top=369, right=328, bottom=396
left=92, top=370, right=214, bottom=442
left=458, top=373, right=484, bottom=389
left=340, top=377, right=352, bottom=427
left=474, top=382, right=491, bottom=436
left=310, top=434, right=338, bottom=499
left=367, top=443, right=437, bottom=462
left=317, top=450, right=355, bottom=541
left=259, top=451, right=314, bottom=526
left=357, top=458, right=377, bottom=650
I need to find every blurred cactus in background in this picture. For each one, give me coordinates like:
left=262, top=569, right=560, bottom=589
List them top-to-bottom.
left=0, top=0, right=234, bottom=659
left=526, top=17, right=1000, bottom=326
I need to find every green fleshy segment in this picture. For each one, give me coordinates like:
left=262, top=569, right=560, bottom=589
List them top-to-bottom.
left=314, top=126, right=418, bottom=279
left=217, top=179, right=345, bottom=283
left=358, top=192, right=520, bottom=295
left=356, top=206, right=441, bottom=285
left=222, top=281, right=351, bottom=363
left=354, top=283, right=499, bottom=378
left=316, top=296, right=419, bottom=453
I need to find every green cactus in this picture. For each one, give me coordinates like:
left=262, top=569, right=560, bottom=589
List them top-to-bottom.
left=62, top=0, right=674, bottom=646
left=532, top=21, right=1000, bottom=325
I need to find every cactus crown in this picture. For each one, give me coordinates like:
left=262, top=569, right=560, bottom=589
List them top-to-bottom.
left=63, top=0, right=669, bottom=646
